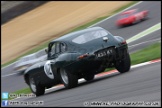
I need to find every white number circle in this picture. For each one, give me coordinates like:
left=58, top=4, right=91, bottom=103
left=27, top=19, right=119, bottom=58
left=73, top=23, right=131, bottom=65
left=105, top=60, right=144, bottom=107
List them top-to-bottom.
left=44, top=61, right=54, bottom=79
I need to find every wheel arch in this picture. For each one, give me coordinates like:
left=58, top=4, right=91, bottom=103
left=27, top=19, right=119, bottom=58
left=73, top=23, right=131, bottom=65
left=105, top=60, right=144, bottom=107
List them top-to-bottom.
left=24, top=73, right=29, bottom=85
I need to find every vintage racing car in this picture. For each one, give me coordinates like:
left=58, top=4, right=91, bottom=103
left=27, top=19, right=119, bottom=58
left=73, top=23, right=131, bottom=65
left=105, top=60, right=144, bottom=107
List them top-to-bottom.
left=116, top=9, right=148, bottom=27
left=24, top=27, right=131, bottom=96
left=14, top=53, right=46, bottom=73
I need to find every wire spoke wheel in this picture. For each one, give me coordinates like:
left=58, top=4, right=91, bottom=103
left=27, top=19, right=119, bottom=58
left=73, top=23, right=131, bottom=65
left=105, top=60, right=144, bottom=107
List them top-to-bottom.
left=60, top=68, right=78, bottom=89
left=60, top=69, right=69, bottom=84
left=28, top=75, right=45, bottom=96
left=29, top=77, right=36, bottom=92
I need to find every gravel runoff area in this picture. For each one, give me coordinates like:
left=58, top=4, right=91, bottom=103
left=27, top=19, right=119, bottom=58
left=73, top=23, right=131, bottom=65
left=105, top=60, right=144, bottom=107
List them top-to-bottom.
left=2, top=1, right=131, bottom=64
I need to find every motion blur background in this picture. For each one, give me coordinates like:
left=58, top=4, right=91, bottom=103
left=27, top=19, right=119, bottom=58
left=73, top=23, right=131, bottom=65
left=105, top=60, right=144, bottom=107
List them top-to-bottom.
left=1, top=1, right=131, bottom=66
left=1, top=1, right=161, bottom=107
left=1, top=1, right=48, bottom=24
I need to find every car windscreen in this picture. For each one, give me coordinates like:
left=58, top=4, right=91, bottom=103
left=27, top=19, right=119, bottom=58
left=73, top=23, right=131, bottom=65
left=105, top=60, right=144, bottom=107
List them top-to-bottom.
left=119, top=9, right=137, bottom=19
left=119, top=14, right=131, bottom=19
left=72, top=29, right=109, bottom=44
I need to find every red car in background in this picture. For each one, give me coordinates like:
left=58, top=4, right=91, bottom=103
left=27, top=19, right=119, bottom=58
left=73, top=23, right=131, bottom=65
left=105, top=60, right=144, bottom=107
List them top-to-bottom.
left=116, top=9, right=149, bottom=27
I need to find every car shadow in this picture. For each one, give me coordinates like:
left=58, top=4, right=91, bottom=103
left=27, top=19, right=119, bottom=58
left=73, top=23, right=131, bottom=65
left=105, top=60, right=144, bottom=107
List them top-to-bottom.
left=25, top=70, right=133, bottom=100
left=39, top=72, right=122, bottom=96
left=78, top=72, right=120, bottom=87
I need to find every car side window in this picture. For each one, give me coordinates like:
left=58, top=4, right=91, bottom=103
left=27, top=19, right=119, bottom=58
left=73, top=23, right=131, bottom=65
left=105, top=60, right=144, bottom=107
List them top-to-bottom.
left=48, top=42, right=67, bottom=59
left=48, top=42, right=60, bottom=59
left=55, top=42, right=60, bottom=54
left=50, top=43, right=56, bottom=56
left=60, top=43, right=67, bottom=52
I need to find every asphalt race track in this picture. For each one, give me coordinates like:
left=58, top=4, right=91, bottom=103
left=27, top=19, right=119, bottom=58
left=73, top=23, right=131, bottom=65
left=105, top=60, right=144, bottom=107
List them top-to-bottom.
left=1, top=1, right=161, bottom=107
left=16, top=62, right=161, bottom=107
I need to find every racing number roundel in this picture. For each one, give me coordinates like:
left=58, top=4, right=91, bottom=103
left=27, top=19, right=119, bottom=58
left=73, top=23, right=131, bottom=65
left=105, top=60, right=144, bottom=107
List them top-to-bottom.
left=44, top=61, right=54, bottom=79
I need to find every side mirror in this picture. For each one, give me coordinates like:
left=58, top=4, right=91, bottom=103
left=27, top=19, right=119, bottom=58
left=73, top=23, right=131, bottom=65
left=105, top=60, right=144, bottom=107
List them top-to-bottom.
left=45, top=49, right=48, bottom=54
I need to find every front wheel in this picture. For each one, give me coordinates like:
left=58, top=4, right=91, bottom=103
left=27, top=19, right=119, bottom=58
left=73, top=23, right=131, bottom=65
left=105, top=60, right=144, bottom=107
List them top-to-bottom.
left=141, top=15, right=149, bottom=21
left=115, top=51, right=131, bottom=73
left=60, top=69, right=78, bottom=89
left=29, top=75, right=45, bottom=96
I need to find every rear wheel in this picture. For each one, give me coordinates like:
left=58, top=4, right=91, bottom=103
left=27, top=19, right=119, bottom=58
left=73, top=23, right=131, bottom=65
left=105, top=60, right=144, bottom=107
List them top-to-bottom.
left=141, top=15, right=148, bottom=21
left=132, top=19, right=138, bottom=24
left=117, top=24, right=124, bottom=28
left=115, top=51, right=131, bottom=73
left=60, top=69, right=78, bottom=89
left=84, top=72, right=95, bottom=81
left=29, top=75, right=45, bottom=96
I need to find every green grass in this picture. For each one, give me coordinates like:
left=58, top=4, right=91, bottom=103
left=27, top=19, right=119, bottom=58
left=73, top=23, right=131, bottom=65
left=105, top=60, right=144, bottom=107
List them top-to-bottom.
left=1, top=1, right=139, bottom=68
left=7, top=42, right=161, bottom=100
left=105, top=42, right=161, bottom=71
left=130, top=42, right=161, bottom=65
left=104, top=67, right=115, bottom=72
left=1, top=88, right=31, bottom=101
left=9, top=88, right=31, bottom=100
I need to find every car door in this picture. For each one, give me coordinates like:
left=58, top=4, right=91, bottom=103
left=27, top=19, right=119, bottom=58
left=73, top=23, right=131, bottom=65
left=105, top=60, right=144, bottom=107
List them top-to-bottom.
left=46, top=42, right=61, bottom=78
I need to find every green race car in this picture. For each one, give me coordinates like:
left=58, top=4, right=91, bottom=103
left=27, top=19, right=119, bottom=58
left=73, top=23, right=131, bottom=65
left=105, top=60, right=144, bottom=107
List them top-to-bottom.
left=24, top=27, right=131, bottom=96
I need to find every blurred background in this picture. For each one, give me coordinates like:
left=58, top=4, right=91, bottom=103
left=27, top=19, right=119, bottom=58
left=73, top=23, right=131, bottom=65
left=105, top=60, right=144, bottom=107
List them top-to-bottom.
left=1, top=1, right=48, bottom=25
left=1, top=1, right=131, bottom=71
left=1, top=1, right=160, bottom=107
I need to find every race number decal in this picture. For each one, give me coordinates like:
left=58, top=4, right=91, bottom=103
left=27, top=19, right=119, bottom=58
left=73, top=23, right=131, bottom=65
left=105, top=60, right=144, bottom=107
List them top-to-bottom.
left=44, top=61, right=54, bottom=79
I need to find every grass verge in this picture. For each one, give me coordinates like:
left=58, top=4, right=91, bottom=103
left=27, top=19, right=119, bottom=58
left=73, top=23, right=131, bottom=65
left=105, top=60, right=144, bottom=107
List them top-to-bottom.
left=2, top=1, right=139, bottom=68
left=7, top=42, right=161, bottom=100
left=130, top=42, right=161, bottom=65
left=1, top=88, right=31, bottom=101
left=9, top=88, right=31, bottom=100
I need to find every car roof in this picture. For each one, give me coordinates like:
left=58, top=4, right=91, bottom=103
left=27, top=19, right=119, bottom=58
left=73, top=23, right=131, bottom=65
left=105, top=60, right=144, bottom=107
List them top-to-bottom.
left=121, top=9, right=137, bottom=15
left=51, top=27, right=106, bottom=43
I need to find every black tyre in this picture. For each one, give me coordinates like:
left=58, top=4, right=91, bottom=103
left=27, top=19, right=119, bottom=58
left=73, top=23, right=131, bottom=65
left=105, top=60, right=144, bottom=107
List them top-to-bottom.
left=141, top=15, right=149, bottom=21
left=117, top=25, right=124, bottom=29
left=115, top=52, right=131, bottom=73
left=60, top=69, right=78, bottom=89
left=84, top=72, right=95, bottom=81
left=29, top=75, right=45, bottom=96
